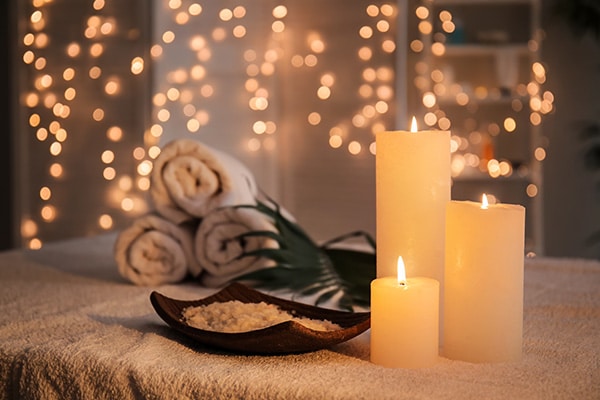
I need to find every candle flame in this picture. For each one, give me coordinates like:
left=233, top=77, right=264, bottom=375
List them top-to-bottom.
left=410, top=116, right=418, bottom=133
left=481, top=193, right=489, bottom=209
left=397, top=256, right=407, bottom=286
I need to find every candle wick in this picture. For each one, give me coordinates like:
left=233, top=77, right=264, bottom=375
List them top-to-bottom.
left=398, top=280, right=407, bottom=287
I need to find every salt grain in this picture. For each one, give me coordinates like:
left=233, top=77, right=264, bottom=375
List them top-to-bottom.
left=182, top=300, right=341, bottom=333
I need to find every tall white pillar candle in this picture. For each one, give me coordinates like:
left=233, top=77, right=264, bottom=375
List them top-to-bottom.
left=375, top=121, right=450, bottom=281
left=443, top=196, right=525, bottom=363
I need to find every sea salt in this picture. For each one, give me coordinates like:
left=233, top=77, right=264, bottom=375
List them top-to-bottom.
left=182, top=300, right=341, bottom=333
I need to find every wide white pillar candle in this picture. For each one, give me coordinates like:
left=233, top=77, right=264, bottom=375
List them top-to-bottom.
left=375, top=124, right=450, bottom=282
left=443, top=196, right=525, bottom=363
left=371, top=257, right=439, bottom=369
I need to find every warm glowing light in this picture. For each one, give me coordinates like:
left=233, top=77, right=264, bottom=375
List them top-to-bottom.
left=93, top=0, right=105, bottom=10
left=189, top=3, right=202, bottom=15
left=380, top=4, right=394, bottom=16
left=272, top=5, right=287, bottom=18
left=233, top=6, right=246, bottom=18
left=416, top=6, right=429, bottom=19
left=219, top=8, right=233, bottom=21
left=175, top=12, right=189, bottom=25
left=272, top=20, right=285, bottom=33
left=376, top=20, right=390, bottom=33
left=418, top=21, right=432, bottom=35
left=233, top=25, right=247, bottom=38
left=359, top=26, right=373, bottom=39
left=162, top=31, right=175, bottom=44
left=310, top=38, right=325, bottom=53
left=382, top=40, right=396, bottom=53
left=431, top=42, right=446, bottom=56
left=90, top=43, right=104, bottom=57
left=23, top=51, right=35, bottom=64
left=304, top=54, right=317, bottom=67
left=131, top=57, right=144, bottom=75
left=89, top=66, right=102, bottom=79
left=104, top=78, right=120, bottom=95
left=317, top=86, right=331, bottom=100
left=64, top=87, right=76, bottom=101
left=423, top=92, right=436, bottom=108
left=375, top=101, right=388, bottom=114
left=92, top=108, right=105, bottom=121
left=157, top=109, right=171, bottom=122
left=308, top=112, right=321, bottom=125
left=29, top=113, right=40, bottom=127
left=352, top=114, right=366, bottom=127
left=410, top=116, right=418, bottom=132
left=504, top=117, right=517, bottom=132
left=186, top=118, right=200, bottom=132
left=148, top=124, right=163, bottom=139
left=107, top=126, right=123, bottom=142
left=36, top=127, right=48, bottom=141
left=329, top=135, right=342, bottom=148
left=247, top=138, right=261, bottom=152
left=348, top=141, right=362, bottom=155
left=50, top=142, right=62, bottom=156
left=133, top=147, right=145, bottom=160
left=534, top=147, right=546, bottom=161
left=101, top=150, right=115, bottom=164
left=137, top=160, right=153, bottom=176
left=49, top=163, right=63, bottom=178
left=103, top=167, right=116, bottom=180
left=137, top=177, right=151, bottom=191
left=526, top=184, right=538, bottom=197
left=39, top=187, right=51, bottom=201
left=481, top=194, right=489, bottom=209
left=121, top=198, right=134, bottom=212
left=41, top=205, right=56, bottom=222
left=99, top=214, right=113, bottom=230
left=21, top=219, right=38, bottom=238
left=29, top=239, right=43, bottom=250
left=397, top=256, right=407, bottom=285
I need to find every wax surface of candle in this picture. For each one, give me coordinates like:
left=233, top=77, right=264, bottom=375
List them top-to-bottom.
left=375, top=129, right=450, bottom=283
left=443, top=200, right=525, bottom=363
left=370, top=276, right=439, bottom=368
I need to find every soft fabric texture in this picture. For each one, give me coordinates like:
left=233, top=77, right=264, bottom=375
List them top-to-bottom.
left=150, top=139, right=257, bottom=224
left=195, top=206, right=279, bottom=287
left=114, top=214, right=201, bottom=285
left=1, top=234, right=599, bottom=399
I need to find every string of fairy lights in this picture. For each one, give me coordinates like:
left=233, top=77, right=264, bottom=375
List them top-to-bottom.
left=18, top=0, right=549, bottom=249
left=19, top=0, right=400, bottom=249
left=149, top=1, right=398, bottom=157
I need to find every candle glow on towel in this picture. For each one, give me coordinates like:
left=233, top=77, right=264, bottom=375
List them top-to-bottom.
left=444, top=195, right=525, bottom=363
left=370, top=256, right=439, bottom=369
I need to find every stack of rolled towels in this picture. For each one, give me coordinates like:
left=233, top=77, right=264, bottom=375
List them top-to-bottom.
left=114, top=138, right=279, bottom=287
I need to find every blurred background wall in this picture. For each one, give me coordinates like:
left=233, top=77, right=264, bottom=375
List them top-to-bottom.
left=2, top=0, right=599, bottom=259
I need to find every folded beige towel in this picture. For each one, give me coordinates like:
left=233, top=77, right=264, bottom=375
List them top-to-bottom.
left=150, top=139, right=257, bottom=224
left=195, top=206, right=279, bottom=287
left=114, top=214, right=201, bottom=285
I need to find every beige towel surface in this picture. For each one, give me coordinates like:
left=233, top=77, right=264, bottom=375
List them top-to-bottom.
left=150, top=139, right=257, bottom=224
left=195, top=206, right=279, bottom=287
left=114, top=214, right=201, bottom=285
left=1, top=234, right=599, bottom=400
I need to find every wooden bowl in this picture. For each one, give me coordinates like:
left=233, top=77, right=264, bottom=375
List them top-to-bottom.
left=150, top=282, right=371, bottom=354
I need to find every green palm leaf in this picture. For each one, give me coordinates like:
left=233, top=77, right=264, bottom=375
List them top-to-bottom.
left=234, top=200, right=376, bottom=310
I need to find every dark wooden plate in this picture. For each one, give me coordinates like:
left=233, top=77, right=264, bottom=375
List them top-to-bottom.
left=150, top=282, right=371, bottom=354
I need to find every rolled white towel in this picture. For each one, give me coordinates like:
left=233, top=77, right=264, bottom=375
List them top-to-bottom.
left=150, top=139, right=257, bottom=224
left=195, top=206, right=279, bottom=287
left=114, top=214, right=202, bottom=286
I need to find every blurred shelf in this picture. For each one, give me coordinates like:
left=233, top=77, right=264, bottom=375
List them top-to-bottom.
left=432, top=0, right=537, bottom=6
left=439, top=43, right=529, bottom=57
